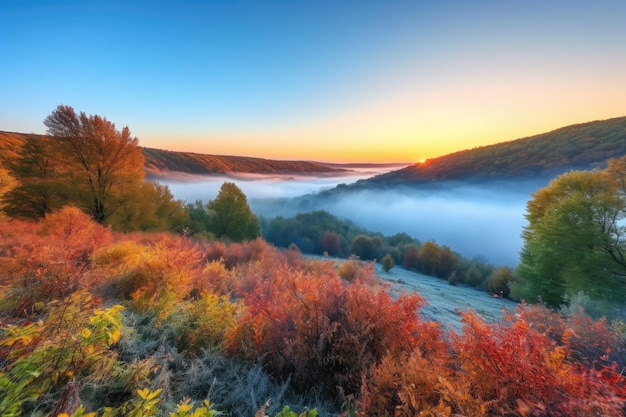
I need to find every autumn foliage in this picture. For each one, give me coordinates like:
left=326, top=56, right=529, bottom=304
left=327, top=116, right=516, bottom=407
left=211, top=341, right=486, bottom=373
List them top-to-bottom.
left=1, top=210, right=625, bottom=416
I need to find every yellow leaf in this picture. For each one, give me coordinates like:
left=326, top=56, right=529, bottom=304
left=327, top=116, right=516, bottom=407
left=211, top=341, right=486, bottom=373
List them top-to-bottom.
left=81, top=328, right=92, bottom=338
left=110, top=329, right=121, bottom=343
left=137, top=388, right=150, bottom=399
left=176, top=398, right=193, bottom=412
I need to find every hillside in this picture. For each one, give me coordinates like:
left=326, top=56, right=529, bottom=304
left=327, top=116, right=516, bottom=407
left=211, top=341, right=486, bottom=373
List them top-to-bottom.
left=367, top=116, right=626, bottom=184
left=0, top=131, right=343, bottom=177
left=142, top=147, right=342, bottom=178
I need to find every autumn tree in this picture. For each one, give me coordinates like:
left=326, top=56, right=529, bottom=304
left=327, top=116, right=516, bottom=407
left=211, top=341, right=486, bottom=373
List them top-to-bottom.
left=43, top=105, right=145, bottom=223
left=513, top=169, right=626, bottom=307
left=207, top=182, right=260, bottom=241
left=320, top=230, right=342, bottom=256
left=403, top=244, right=420, bottom=270
left=381, top=253, right=395, bottom=272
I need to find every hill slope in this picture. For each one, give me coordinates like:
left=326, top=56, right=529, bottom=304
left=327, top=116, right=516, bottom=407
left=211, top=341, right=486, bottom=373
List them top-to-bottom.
left=367, top=116, right=626, bottom=184
left=0, top=132, right=343, bottom=177
left=142, top=147, right=341, bottom=178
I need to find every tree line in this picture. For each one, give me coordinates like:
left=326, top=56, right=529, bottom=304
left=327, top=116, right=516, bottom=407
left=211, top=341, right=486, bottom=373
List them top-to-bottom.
left=262, top=210, right=515, bottom=298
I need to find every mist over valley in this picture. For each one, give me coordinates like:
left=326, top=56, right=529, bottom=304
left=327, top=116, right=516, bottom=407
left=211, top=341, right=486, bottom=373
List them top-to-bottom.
left=165, top=172, right=547, bottom=266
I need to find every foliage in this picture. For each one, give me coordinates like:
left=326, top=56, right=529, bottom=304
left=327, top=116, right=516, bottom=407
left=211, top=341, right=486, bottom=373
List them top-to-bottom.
left=43, top=105, right=146, bottom=224
left=1, top=109, right=186, bottom=233
left=2, top=136, right=66, bottom=219
left=514, top=166, right=626, bottom=307
left=0, top=167, right=17, bottom=221
left=107, top=181, right=188, bottom=233
left=197, top=182, right=261, bottom=241
left=0, top=207, right=111, bottom=317
left=263, top=210, right=368, bottom=255
left=1, top=211, right=625, bottom=415
left=265, top=211, right=504, bottom=294
left=320, top=230, right=342, bottom=256
left=94, top=233, right=206, bottom=313
left=350, top=234, right=378, bottom=260
left=381, top=253, right=395, bottom=272
left=224, top=260, right=429, bottom=398
left=486, top=266, right=515, bottom=298
left=0, top=291, right=123, bottom=416
left=359, top=303, right=626, bottom=416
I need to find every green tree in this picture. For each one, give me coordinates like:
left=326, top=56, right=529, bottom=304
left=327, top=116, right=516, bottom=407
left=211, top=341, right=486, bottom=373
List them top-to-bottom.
left=43, top=104, right=145, bottom=223
left=2, top=136, right=67, bottom=219
left=512, top=170, right=626, bottom=307
left=107, top=181, right=188, bottom=232
left=207, top=182, right=260, bottom=241
left=350, top=234, right=377, bottom=260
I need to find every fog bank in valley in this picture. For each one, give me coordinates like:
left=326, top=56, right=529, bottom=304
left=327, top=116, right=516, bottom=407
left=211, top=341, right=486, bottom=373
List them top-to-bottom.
left=165, top=173, right=549, bottom=267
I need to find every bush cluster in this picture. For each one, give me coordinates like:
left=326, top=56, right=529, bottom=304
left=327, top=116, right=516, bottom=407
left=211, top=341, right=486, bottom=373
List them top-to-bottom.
left=1, top=208, right=625, bottom=416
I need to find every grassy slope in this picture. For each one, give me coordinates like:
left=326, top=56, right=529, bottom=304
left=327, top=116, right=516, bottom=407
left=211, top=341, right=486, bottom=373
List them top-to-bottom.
left=368, top=116, right=626, bottom=184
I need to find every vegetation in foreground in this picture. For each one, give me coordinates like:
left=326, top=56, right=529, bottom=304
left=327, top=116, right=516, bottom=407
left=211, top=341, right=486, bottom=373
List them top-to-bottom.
left=1, top=207, right=625, bottom=416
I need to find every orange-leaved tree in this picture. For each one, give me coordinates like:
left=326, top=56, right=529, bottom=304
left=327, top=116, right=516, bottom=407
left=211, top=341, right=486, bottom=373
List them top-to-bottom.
left=44, top=105, right=145, bottom=224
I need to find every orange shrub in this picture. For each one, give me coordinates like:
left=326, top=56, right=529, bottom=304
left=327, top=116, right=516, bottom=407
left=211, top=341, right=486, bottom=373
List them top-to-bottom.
left=0, top=207, right=110, bottom=316
left=94, top=233, right=205, bottom=312
left=224, top=261, right=429, bottom=397
left=359, top=349, right=452, bottom=417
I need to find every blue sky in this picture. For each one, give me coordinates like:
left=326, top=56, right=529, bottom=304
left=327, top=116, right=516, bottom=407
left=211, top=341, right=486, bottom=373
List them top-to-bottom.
left=1, top=0, right=625, bottom=162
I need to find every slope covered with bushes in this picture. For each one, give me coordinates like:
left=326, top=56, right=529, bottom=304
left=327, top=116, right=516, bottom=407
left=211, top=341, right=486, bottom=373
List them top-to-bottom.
left=1, top=208, right=625, bottom=416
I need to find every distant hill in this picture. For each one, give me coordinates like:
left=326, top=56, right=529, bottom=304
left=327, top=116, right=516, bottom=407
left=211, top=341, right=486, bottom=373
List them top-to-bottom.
left=366, top=117, right=626, bottom=185
left=0, top=132, right=344, bottom=178
left=141, top=147, right=342, bottom=179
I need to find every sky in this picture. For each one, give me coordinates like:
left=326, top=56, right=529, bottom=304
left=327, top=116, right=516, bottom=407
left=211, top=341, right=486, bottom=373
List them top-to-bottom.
left=1, top=0, right=626, bottom=163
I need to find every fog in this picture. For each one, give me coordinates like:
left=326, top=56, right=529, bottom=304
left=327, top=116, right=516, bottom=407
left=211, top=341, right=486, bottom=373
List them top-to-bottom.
left=163, top=170, right=380, bottom=201
left=164, top=173, right=549, bottom=267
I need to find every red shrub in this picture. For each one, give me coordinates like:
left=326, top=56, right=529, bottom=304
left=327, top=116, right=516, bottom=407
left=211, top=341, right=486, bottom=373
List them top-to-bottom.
left=224, top=261, right=429, bottom=397
left=446, top=309, right=626, bottom=416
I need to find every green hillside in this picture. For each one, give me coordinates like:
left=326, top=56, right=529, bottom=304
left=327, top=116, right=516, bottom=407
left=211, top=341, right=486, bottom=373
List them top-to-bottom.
left=368, top=116, right=626, bottom=184
left=0, top=132, right=342, bottom=177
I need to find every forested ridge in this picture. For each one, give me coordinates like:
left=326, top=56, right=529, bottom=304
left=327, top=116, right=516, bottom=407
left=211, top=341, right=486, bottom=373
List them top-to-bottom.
left=367, top=116, right=626, bottom=184
left=0, top=131, right=342, bottom=179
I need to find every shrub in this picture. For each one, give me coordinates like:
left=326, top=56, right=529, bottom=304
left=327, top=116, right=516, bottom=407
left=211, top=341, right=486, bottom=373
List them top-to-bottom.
left=381, top=253, right=395, bottom=272
left=224, top=262, right=428, bottom=398
left=487, top=266, right=515, bottom=298
left=0, top=291, right=123, bottom=416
